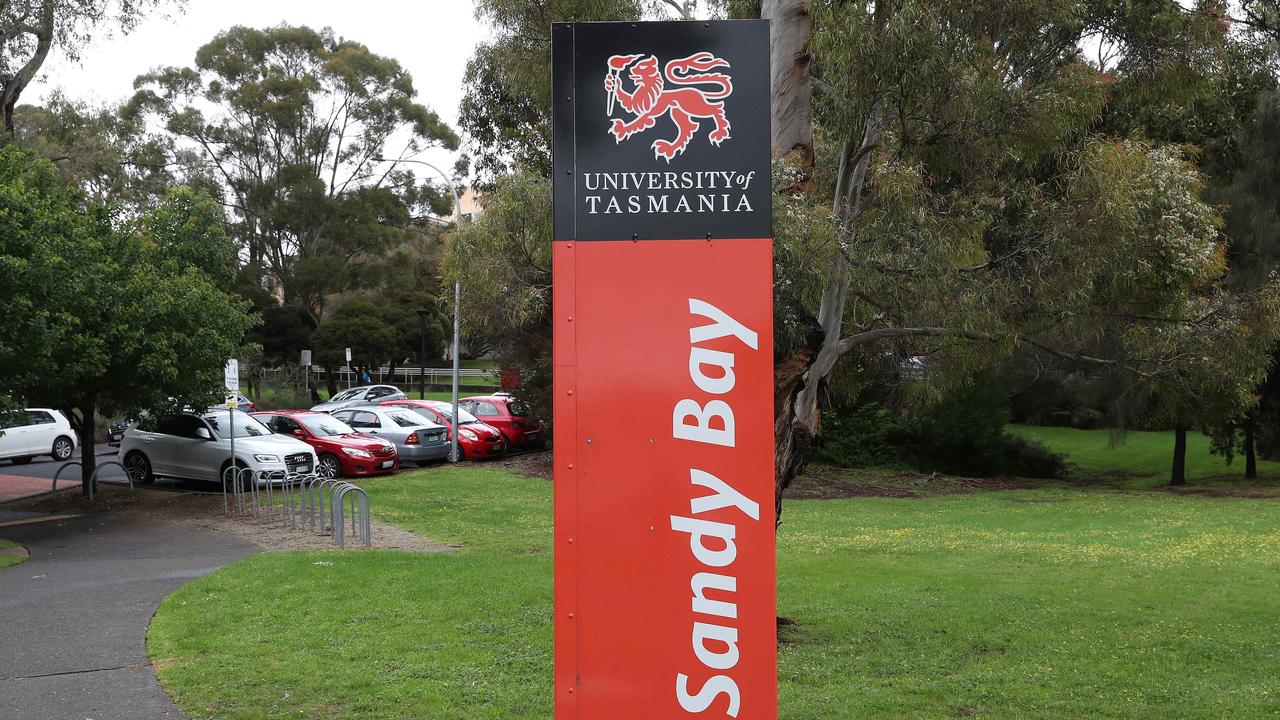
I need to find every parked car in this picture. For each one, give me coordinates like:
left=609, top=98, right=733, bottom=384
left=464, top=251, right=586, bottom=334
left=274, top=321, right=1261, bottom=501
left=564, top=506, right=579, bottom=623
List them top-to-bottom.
left=310, top=385, right=408, bottom=413
left=459, top=395, right=544, bottom=449
left=380, top=399, right=508, bottom=460
left=327, top=406, right=450, bottom=465
left=0, top=409, right=77, bottom=464
left=252, top=410, right=399, bottom=479
left=119, top=411, right=317, bottom=488
left=106, top=417, right=133, bottom=446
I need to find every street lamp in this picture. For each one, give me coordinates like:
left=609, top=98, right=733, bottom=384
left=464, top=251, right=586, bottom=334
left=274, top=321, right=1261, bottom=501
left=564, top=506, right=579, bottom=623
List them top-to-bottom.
left=373, top=155, right=463, bottom=463
left=416, top=309, right=430, bottom=400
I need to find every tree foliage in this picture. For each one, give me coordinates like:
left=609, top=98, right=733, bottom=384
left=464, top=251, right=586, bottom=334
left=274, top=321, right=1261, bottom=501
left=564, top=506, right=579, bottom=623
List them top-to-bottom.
left=0, top=0, right=177, bottom=138
left=128, top=24, right=459, bottom=318
left=0, top=146, right=256, bottom=492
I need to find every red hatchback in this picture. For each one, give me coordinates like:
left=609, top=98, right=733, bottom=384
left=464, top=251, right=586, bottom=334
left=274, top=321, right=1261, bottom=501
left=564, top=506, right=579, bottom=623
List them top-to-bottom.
left=459, top=394, right=544, bottom=449
left=380, top=400, right=509, bottom=460
left=253, top=410, right=399, bottom=478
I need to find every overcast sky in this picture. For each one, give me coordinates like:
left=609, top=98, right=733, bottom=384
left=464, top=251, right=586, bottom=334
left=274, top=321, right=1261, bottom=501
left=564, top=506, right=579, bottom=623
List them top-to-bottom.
left=30, top=0, right=489, bottom=173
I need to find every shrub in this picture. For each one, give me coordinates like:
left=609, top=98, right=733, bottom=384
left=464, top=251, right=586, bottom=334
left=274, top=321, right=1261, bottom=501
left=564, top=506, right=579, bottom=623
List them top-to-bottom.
left=814, top=403, right=898, bottom=468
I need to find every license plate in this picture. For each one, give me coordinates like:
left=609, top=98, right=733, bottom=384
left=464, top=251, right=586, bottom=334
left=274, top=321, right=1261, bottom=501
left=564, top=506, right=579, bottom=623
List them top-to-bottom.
left=380, top=460, right=394, bottom=469
left=296, top=464, right=311, bottom=473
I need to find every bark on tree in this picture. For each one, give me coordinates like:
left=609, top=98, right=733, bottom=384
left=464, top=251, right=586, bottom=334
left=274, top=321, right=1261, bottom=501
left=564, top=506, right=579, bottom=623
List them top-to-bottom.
left=761, top=0, right=813, bottom=177
left=769, top=0, right=886, bottom=525
left=2, top=1, right=55, bottom=140
left=77, top=396, right=98, bottom=497
left=1244, top=418, right=1258, bottom=479
left=1171, top=425, right=1188, bottom=486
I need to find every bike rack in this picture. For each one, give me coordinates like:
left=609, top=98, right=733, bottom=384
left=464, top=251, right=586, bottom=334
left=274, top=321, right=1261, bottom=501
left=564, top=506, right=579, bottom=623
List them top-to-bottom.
left=50, top=459, right=133, bottom=501
left=213, top=465, right=369, bottom=550
left=332, top=483, right=371, bottom=548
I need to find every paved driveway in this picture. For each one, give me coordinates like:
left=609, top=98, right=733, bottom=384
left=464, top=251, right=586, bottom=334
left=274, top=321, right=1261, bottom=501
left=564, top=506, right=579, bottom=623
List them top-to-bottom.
left=0, top=512, right=257, bottom=719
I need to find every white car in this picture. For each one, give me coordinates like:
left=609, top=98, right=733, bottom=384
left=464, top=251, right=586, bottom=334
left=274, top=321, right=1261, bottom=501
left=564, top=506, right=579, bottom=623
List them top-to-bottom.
left=0, top=409, right=77, bottom=464
left=119, top=411, right=318, bottom=488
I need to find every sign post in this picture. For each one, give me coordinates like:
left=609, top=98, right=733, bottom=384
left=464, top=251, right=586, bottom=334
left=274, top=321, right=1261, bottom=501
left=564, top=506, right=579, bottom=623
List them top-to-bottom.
left=552, top=20, right=775, bottom=719
left=344, top=347, right=352, bottom=389
left=301, top=349, right=312, bottom=400
left=223, top=359, right=239, bottom=514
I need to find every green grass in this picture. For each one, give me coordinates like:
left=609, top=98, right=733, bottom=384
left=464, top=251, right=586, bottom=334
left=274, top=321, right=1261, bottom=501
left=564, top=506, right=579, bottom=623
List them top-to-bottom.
left=1010, top=425, right=1280, bottom=483
left=149, top=467, right=1280, bottom=719
left=0, top=538, right=25, bottom=569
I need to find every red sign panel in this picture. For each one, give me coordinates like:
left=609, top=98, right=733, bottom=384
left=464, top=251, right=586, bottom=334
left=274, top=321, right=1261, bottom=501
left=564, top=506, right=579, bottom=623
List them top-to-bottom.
left=553, top=21, right=775, bottom=720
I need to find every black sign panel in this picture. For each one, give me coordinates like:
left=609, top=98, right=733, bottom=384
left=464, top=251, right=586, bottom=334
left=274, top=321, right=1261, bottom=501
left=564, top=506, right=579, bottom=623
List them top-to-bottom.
left=553, top=20, right=771, bottom=242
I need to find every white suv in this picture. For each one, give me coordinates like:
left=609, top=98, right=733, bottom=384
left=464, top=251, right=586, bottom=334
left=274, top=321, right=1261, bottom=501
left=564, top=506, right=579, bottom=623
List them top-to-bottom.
left=0, top=409, right=77, bottom=464
left=119, top=411, right=317, bottom=487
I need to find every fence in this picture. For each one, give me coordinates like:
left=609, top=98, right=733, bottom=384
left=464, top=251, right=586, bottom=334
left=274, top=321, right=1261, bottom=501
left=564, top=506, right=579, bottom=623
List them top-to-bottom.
left=253, top=365, right=498, bottom=389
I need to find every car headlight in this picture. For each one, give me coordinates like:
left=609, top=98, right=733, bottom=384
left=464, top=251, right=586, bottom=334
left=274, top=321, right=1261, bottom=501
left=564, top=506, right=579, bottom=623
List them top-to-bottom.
left=459, top=428, right=478, bottom=441
left=342, top=447, right=372, bottom=459
left=253, top=454, right=279, bottom=463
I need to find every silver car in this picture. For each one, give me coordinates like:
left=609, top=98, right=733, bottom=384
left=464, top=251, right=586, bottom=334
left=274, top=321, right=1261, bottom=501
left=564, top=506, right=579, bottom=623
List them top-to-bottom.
left=310, top=385, right=408, bottom=413
left=328, top=406, right=449, bottom=465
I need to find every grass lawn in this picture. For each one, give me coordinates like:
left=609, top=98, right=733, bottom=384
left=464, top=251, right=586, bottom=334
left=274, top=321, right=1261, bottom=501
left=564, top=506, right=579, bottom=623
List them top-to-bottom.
left=1010, top=425, right=1280, bottom=483
left=148, top=466, right=1280, bottom=719
left=0, top=538, right=23, bottom=569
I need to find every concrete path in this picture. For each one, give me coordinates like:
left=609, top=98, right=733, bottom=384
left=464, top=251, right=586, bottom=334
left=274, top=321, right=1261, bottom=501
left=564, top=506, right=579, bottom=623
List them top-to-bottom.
left=0, top=512, right=258, bottom=719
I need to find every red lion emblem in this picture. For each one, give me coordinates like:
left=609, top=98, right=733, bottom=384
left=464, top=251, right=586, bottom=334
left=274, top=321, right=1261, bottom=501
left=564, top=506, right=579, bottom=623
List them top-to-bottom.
left=604, top=51, right=733, bottom=162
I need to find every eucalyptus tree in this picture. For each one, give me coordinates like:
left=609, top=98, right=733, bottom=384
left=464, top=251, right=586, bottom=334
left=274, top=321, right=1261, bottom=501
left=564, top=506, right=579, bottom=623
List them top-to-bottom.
left=0, top=0, right=176, bottom=138
left=452, top=0, right=1280, bottom=504
left=128, top=24, right=459, bottom=319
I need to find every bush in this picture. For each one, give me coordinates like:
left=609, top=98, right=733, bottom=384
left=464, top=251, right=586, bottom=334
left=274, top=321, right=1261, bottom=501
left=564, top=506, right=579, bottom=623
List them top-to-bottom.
left=814, top=403, right=898, bottom=468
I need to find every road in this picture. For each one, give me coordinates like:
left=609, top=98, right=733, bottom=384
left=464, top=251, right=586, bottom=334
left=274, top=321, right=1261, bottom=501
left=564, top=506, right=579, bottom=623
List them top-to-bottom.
left=1, top=446, right=215, bottom=493
left=0, top=511, right=258, bottom=719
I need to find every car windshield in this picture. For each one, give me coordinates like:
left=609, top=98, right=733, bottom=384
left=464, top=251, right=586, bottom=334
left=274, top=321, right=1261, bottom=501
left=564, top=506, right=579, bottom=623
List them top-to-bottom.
left=329, top=389, right=361, bottom=402
left=429, top=404, right=480, bottom=424
left=203, top=412, right=271, bottom=439
left=387, top=412, right=426, bottom=428
left=298, top=415, right=356, bottom=437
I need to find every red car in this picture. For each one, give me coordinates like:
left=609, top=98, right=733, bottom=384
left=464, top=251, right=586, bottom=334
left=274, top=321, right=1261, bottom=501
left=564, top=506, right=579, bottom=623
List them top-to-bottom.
left=459, top=394, right=544, bottom=448
left=380, top=399, right=509, bottom=460
left=252, top=410, right=399, bottom=478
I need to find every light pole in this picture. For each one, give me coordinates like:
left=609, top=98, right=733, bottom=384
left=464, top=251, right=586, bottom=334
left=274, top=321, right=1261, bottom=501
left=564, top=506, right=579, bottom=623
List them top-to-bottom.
left=373, top=155, right=463, bottom=463
left=416, top=309, right=429, bottom=400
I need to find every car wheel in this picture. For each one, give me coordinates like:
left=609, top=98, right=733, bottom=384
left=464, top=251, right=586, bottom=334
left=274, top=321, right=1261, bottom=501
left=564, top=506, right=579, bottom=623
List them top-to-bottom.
left=51, top=436, right=74, bottom=461
left=123, top=451, right=155, bottom=485
left=317, top=454, right=342, bottom=479
left=10, top=456, right=33, bottom=465
left=220, top=460, right=252, bottom=492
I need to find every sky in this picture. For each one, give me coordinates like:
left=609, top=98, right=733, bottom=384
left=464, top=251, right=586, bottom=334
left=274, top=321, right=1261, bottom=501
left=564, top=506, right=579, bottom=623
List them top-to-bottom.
left=30, top=0, right=490, bottom=175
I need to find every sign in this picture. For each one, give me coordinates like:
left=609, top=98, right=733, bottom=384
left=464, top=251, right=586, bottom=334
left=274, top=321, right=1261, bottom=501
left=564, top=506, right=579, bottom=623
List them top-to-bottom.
left=552, top=20, right=775, bottom=720
left=344, top=347, right=352, bottom=363
left=301, top=349, right=312, bottom=367
left=224, top=359, right=239, bottom=395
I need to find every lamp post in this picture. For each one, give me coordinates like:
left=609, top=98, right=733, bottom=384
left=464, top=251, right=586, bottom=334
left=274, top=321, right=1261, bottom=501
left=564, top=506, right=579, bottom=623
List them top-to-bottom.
left=373, top=155, right=463, bottom=463
left=416, top=309, right=429, bottom=400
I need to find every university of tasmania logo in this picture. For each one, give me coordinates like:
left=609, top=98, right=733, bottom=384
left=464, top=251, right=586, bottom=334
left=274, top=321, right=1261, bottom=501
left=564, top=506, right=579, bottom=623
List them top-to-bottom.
left=604, top=51, right=734, bottom=162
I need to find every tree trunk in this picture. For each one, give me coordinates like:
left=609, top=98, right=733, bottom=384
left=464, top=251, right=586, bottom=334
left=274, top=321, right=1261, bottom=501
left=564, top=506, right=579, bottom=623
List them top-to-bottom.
left=761, top=0, right=814, bottom=181
left=770, top=0, right=886, bottom=524
left=2, top=1, right=55, bottom=140
left=326, top=366, right=338, bottom=396
left=78, top=396, right=98, bottom=497
left=1244, top=418, right=1258, bottom=480
left=1170, top=426, right=1188, bottom=486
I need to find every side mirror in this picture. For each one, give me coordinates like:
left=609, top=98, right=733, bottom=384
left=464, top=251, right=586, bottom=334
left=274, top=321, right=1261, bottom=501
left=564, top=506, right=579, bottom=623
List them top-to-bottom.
left=195, top=427, right=212, bottom=441
left=293, top=429, right=308, bottom=439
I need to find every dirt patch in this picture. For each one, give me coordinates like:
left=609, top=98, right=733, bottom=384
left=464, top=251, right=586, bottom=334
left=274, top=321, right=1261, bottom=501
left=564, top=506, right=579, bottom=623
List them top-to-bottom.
left=491, top=450, right=552, bottom=480
left=784, top=465, right=1031, bottom=500
left=4, top=485, right=451, bottom=553
left=1160, top=485, right=1280, bottom=499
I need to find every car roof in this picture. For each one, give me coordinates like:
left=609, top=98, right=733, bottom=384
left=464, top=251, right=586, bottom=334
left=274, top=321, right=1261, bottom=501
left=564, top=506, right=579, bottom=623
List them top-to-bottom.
left=460, top=395, right=507, bottom=402
left=252, top=410, right=325, bottom=417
